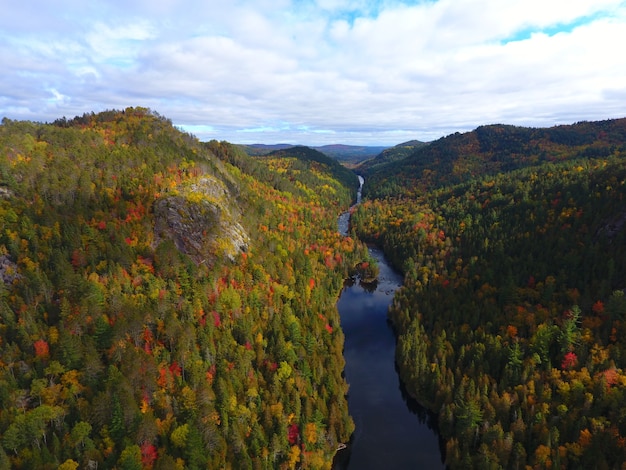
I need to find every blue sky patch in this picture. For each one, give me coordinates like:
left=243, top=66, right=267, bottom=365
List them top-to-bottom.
left=501, top=12, right=607, bottom=44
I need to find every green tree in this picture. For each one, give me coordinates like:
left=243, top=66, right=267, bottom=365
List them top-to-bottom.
left=118, top=444, right=143, bottom=470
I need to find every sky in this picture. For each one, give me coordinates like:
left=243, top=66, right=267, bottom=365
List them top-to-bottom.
left=1, top=0, right=626, bottom=146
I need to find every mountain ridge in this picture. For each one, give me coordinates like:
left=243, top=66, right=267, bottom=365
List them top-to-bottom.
left=363, top=117, right=626, bottom=197
left=239, top=142, right=390, bottom=165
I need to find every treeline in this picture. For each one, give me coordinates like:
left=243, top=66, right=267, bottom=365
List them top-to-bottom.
left=0, top=108, right=367, bottom=469
left=362, top=118, right=626, bottom=198
left=353, top=120, right=626, bottom=468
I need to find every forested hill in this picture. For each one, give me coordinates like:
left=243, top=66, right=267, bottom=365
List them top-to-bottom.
left=0, top=108, right=369, bottom=469
left=352, top=116, right=626, bottom=468
left=364, top=118, right=626, bottom=198
left=357, top=139, right=428, bottom=174
left=239, top=143, right=388, bottom=166
left=311, top=144, right=389, bottom=165
left=266, top=146, right=360, bottom=199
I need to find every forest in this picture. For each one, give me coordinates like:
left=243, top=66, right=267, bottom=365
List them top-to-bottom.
left=4, top=107, right=626, bottom=469
left=0, top=108, right=371, bottom=469
left=352, top=117, right=626, bottom=468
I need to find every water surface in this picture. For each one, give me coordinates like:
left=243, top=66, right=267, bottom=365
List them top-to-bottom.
left=333, top=246, right=445, bottom=469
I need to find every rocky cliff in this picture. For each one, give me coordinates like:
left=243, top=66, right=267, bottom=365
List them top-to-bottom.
left=154, top=175, right=249, bottom=265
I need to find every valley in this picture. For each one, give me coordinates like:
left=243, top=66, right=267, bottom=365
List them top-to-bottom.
left=2, top=110, right=626, bottom=468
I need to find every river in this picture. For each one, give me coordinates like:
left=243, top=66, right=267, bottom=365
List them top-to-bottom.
left=333, top=177, right=445, bottom=469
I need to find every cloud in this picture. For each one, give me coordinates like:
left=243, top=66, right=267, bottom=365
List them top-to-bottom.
left=1, top=0, right=625, bottom=145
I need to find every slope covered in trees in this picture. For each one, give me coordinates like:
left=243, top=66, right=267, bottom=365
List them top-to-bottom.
left=0, top=108, right=368, bottom=469
left=353, top=118, right=626, bottom=468
left=363, top=119, right=626, bottom=199
left=357, top=139, right=428, bottom=174
left=238, top=144, right=388, bottom=166
left=311, top=145, right=388, bottom=166
left=264, top=146, right=359, bottom=197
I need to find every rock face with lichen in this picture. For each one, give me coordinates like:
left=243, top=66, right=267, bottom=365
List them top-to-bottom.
left=153, top=175, right=249, bottom=265
left=0, top=254, right=20, bottom=285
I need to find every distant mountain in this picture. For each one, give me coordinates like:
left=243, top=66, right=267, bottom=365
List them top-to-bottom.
left=364, top=118, right=626, bottom=197
left=358, top=139, right=428, bottom=172
left=238, top=143, right=294, bottom=155
left=239, top=143, right=390, bottom=165
left=313, top=144, right=389, bottom=165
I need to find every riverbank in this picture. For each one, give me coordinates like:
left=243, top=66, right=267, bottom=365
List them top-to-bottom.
left=333, top=176, right=445, bottom=468
left=332, top=244, right=445, bottom=469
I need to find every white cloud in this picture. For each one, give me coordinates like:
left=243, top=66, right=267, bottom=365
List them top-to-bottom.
left=0, top=0, right=625, bottom=144
left=85, top=21, right=157, bottom=64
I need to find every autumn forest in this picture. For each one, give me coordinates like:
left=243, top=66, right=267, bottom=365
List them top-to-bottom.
left=0, top=109, right=367, bottom=469
left=2, top=109, right=626, bottom=469
left=355, top=118, right=626, bottom=469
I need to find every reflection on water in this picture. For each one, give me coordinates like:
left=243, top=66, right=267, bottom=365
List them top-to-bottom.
left=334, top=177, right=444, bottom=469
left=333, top=246, right=445, bottom=470
left=343, top=276, right=378, bottom=294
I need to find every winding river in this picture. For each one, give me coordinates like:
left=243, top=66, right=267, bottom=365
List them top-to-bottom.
left=333, top=177, right=445, bottom=469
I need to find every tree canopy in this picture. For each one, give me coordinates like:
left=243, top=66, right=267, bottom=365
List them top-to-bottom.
left=0, top=108, right=366, bottom=469
left=354, top=117, right=626, bottom=468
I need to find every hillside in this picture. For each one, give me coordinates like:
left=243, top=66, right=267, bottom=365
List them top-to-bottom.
left=0, top=108, right=369, bottom=469
left=354, top=117, right=626, bottom=468
left=363, top=118, right=626, bottom=198
left=356, top=139, right=428, bottom=173
left=236, top=143, right=293, bottom=155
left=239, top=143, right=389, bottom=166
left=313, top=144, right=389, bottom=165
left=265, top=146, right=360, bottom=198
